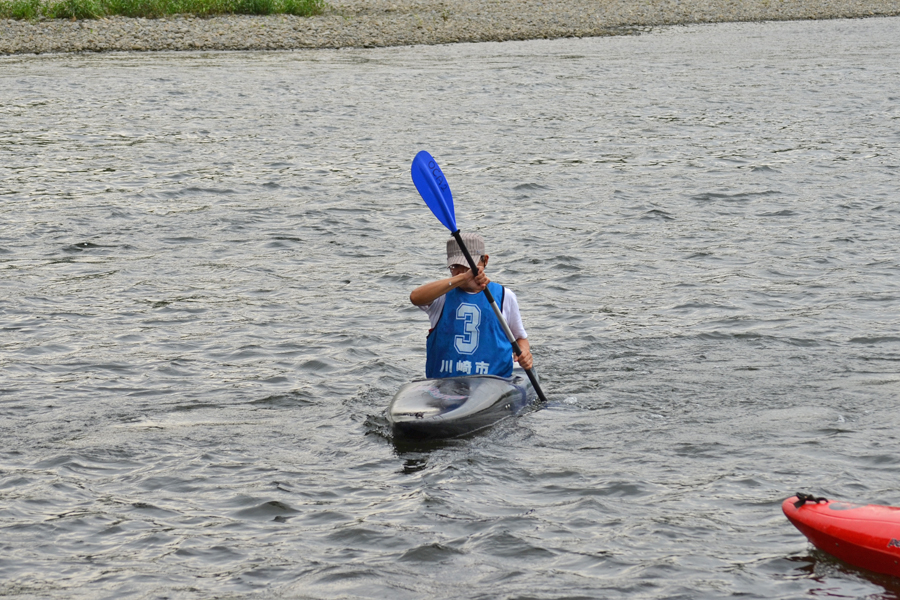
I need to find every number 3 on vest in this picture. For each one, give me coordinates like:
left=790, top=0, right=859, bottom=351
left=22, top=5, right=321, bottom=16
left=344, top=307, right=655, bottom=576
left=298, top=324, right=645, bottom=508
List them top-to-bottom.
left=454, top=303, right=481, bottom=354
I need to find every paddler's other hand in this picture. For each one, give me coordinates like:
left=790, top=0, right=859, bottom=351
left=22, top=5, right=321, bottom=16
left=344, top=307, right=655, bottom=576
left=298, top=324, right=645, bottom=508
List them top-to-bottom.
left=514, top=347, right=533, bottom=370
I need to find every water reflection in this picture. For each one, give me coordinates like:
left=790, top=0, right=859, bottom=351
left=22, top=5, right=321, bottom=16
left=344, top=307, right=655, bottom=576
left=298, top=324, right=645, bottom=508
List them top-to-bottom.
left=786, top=553, right=900, bottom=600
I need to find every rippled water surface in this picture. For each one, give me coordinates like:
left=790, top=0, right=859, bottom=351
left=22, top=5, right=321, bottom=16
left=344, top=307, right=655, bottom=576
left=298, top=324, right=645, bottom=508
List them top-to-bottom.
left=2, top=16, right=899, bottom=599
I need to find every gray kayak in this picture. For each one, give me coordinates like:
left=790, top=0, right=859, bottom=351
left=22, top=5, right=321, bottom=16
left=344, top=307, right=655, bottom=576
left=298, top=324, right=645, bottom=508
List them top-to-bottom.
left=387, top=368, right=537, bottom=439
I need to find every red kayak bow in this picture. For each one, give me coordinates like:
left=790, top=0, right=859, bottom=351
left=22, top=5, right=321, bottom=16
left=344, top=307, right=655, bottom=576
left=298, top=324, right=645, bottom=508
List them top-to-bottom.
left=783, top=493, right=900, bottom=578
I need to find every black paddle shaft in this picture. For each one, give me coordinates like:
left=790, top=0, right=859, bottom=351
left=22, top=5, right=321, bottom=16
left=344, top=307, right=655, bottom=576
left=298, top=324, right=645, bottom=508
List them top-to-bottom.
left=451, top=230, right=549, bottom=403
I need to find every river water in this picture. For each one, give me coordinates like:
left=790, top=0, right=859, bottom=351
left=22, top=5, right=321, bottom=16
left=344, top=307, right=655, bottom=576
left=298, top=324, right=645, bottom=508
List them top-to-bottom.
left=1, top=16, right=899, bottom=599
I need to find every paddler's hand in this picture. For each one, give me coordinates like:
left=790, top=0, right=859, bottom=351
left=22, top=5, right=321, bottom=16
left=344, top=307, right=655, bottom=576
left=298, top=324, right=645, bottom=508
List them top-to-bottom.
left=411, top=257, right=491, bottom=305
left=468, top=267, right=490, bottom=292
left=514, top=340, right=533, bottom=370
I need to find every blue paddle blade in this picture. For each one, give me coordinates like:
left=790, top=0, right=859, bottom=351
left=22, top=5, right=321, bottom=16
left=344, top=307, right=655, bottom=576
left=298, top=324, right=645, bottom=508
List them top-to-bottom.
left=411, top=151, right=457, bottom=232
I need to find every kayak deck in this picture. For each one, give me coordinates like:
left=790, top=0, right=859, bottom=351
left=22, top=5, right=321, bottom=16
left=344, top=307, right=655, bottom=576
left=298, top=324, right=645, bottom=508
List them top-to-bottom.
left=387, top=370, right=536, bottom=439
left=783, top=494, right=900, bottom=578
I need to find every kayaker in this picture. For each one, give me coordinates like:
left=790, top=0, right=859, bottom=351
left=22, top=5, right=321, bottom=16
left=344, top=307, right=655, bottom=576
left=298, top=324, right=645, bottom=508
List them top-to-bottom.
left=409, top=232, right=533, bottom=379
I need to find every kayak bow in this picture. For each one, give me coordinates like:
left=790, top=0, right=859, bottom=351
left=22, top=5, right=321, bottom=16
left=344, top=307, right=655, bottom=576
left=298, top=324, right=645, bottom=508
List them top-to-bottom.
left=387, top=368, right=537, bottom=439
left=783, top=493, right=900, bottom=578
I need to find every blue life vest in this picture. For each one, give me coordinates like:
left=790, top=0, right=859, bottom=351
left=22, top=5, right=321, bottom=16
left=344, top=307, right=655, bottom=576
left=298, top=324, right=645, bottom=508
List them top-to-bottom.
left=425, top=282, right=514, bottom=379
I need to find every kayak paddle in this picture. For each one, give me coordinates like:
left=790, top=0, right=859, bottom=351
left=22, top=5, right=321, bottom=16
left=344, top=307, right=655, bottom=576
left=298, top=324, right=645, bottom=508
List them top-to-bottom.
left=410, top=150, right=549, bottom=403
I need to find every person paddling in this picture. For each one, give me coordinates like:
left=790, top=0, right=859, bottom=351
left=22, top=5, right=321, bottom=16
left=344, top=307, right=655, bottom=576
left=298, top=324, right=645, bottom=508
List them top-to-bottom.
left=410, top=232, right=533, bottom=379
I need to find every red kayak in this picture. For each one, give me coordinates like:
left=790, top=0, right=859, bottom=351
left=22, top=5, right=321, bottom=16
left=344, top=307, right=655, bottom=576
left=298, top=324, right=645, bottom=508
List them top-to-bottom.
left=783, top=493, right=900, bottom=578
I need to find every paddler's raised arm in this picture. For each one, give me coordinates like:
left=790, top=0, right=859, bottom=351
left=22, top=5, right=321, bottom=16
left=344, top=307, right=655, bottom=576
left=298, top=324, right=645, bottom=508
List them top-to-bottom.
left=409, top=261, right=489, bottom=306
left=409, top=275, right=462, bottom=306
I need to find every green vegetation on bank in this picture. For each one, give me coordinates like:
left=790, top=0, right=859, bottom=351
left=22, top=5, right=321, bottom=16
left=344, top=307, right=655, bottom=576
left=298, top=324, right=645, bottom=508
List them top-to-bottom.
left=0, top=0, right=326, bottom=19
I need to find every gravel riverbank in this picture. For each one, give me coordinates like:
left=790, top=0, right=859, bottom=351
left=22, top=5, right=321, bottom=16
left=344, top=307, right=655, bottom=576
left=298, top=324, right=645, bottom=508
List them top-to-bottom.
left=1, top=0, right=899, bottom=55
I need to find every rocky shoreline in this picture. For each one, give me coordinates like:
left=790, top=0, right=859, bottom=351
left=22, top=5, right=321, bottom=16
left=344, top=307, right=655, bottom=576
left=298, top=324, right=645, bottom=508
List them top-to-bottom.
left=2, top=0, right=899, bottom=55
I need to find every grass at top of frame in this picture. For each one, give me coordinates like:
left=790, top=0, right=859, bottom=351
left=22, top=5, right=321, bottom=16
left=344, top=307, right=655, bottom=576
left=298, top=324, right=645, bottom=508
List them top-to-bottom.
left=0, top=0, right=327, bottom=19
